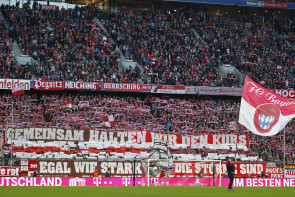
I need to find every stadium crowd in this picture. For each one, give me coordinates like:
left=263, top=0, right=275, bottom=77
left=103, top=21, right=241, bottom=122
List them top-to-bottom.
left=0, top=2, right=295, bottom=167
left=0, top=4, right=140, bottom=83
left=1, top=4, right=295, bottom=89
left=102, top=9, right=226, bottom=86
left=0, top=14, right=31, bottom=79
left=194, top=15, right=295, bottom=89
left=0, top=92, right=294, bottom=162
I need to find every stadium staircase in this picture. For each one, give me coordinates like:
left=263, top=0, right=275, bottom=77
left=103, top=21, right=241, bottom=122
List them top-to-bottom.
left=0, top=8, right=37, bottom=79
left=94, top=17, right=145, bottom=84
left=185, top=19, right=207, bottom=45
left=186, top=19, right=243, bottom=86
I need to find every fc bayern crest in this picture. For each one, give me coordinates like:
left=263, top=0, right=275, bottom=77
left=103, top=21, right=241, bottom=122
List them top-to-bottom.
left=254, top=104, right=280, bottom=134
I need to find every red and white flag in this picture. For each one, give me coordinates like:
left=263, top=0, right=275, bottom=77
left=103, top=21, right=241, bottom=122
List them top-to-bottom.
left=239, top=76, right=295, bottom=136
left=12, top=85, right=24, bottom=96
left=65, top=100, right=72, bottom=108
left=103, top=115, right=115, bottom=127
left=228, top=121, right=237, bottom=131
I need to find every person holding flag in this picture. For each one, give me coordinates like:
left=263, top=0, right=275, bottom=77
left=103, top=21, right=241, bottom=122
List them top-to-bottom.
left=10, top=85, right=25, bottom=172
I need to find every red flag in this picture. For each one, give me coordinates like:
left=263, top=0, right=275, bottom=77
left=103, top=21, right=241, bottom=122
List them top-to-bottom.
left=239, top=76, right=295, bottom=136
left=12, top=85, right=24, bottom=96
left=65, top=100, right=72, bottom=108
left=103, top=115, right=115, bottom=127
left=229, top=121, right=237, bottom=131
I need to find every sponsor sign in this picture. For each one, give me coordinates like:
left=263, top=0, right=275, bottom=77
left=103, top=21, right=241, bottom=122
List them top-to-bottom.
left=240, top=1, right=264, bottom=7
left=264, top=1, right=288, bottom=9
left=289, top=4, right=295, bottom=10
left=41, top=5, right=59, bottom=10
left=0, top=79, right=30, bottom=90
left=33, top=80, right=64, bottom=91
left=65, top=81, right=102, bottom=90
left=102, top=83, right=141, bottom=92
left=141, top=84, right=152, bottom=92
left=151, top=85, right=185, bottom=94
left=185, top=86, right=243, bottom=96
left=271, top=89, right=295, bottom=98
left=5, top=128, right=249, bottom=148
left=21, top=160, right=38, bottom=171
left=265, top=163, right=284, bottom=178
left=285, top=164, right=295, bottom=178
left=0, top=166, right=20, bottom=176
left=0, top=177, right=135, bottom=186
left=1, top=177, right=295, bottom=187
left=146, top=178, right=295, bottom=187
left=233, top=178, right=295, bottom=187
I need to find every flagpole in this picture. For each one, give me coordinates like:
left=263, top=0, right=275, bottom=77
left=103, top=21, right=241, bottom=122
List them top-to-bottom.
left=10, top=101, right=14, bottom=173
left=235, top=113, right=239, bottom=159
left=284, top=128, right=286, bottom=178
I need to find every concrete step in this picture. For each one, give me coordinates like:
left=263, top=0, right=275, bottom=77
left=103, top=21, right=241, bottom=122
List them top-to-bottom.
left=12, top=42, right=24, bottom=56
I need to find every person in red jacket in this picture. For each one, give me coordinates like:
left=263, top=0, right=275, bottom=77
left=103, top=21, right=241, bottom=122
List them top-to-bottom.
left=93, top=170, right=99, bottom=177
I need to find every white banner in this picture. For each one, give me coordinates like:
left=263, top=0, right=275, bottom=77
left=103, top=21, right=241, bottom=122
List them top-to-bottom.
left=0, top=79, right=30, bottom=90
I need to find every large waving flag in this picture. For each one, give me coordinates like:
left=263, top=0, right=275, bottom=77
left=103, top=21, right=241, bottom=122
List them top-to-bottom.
left=239, top=76, right=295, bottom=136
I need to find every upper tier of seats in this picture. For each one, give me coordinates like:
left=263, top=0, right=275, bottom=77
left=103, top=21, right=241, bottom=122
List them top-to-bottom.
left=1, top=4, right=294, bottom=88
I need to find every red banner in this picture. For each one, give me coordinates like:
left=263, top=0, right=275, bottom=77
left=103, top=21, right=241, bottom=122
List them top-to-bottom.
left=264, top=1, right=288, bottom=9
left=33, top=80, right=64, bottom=91
left=65, top=81, right=102, bottom=90
left=103, top=83, right=142, bottom=91
left=141, top=84, right=152, bottom=92
left=151, top=85, right=185, bottom=94
left=271, top=89, right=295, bottom=98
left=21, top=160, right=38, bottom=171
left=34, top=160, right=282, bottom=178
left=173, top=161, right=265, bottom=177
left=265, top=163, right=284, bottom=178
left=0, top=166, right=20, bottom=176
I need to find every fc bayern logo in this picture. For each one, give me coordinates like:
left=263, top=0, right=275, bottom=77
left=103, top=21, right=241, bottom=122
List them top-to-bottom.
left=254, top=104, right=280, bottom=134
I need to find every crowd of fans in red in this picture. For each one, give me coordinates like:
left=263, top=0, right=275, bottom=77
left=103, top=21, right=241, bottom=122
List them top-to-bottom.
left=0, top=3, right=295, bottom=164
left=1, top=4, right=295, bottom=88
left=1, top=4, right=137, bottom=83
left=103, top=10, right=223, bottom=86
left=0, top=15, right=31, bottom=79
left=194, top=15, right=295, bottom=89
left=0, top=92, right=294, bottom=162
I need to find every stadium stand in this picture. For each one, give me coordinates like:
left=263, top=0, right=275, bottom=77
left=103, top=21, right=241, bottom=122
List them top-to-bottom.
left=0, top=3, right=295, bottom=173
left=1, top=4, right=295, bottom=89
left=0, top=12, right=31, bottom=79
left=195, top=15, right=295, bottom=89
left=0, top=92, right=294, bottom=162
